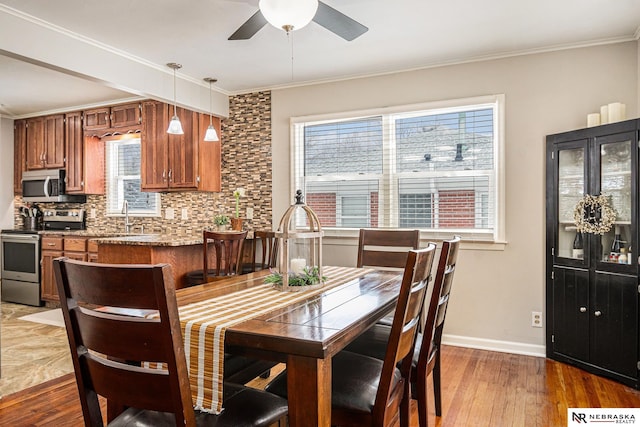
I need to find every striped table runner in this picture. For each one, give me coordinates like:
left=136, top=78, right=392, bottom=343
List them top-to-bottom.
left=179, top=266, right=372, bottom=414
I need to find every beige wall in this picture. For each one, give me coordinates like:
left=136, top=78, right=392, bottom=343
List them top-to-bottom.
left=270, top=42, right=639, bottom=355
left=0, top=117, right=14, bottom=231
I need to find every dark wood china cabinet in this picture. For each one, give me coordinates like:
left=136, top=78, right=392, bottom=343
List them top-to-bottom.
left=546, top=118, right=639, bottom=388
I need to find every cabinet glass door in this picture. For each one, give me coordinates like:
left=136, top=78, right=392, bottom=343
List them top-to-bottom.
left=596, top=136, right=634, bottom=266
left=557, top=146, right=586, bottom=260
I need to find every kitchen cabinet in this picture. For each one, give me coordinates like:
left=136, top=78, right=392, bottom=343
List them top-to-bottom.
left=140, top=100, right=221, bottom=192
left=84, top=102, right=141, bottom=136
left=111, top=102, right=142, bottom=128
left=83, top=107, right=110, bottom=131
left=65, top=111, right=105, bottom=195
left=196, top=112, right=222, bottom=192
left=25, top=114, right=65, bottom=170
left=14, top=119, right=26, bottom=195
left=546, top=119, right=639, bottom=388
left=41, top=236, right=63, bottom=302
left=41, top=236, right=97, bottom=302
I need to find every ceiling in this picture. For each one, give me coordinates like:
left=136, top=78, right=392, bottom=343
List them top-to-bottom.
left=1, top=0, right=639, bottom=118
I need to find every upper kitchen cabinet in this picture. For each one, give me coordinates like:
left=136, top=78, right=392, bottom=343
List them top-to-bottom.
left=140, top=100, right=221, bottom=192
left=84, top=102, right=142, bottom=136
left=83, top=107, right=110, bottom=131
left=65, top=111, right=104, bottom=195
left=196, top=112, right=222, bottom=192
left=25, top=114, right=65, bottom=170
left=14, top=119, right=26, bottom=195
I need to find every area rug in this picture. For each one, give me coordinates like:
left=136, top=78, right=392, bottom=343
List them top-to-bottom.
left=18, top=308, right=65, bottom=328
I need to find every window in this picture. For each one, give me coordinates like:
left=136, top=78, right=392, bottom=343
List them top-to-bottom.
left=292, top=95, right=505, bottom=242
left=105, top=135, right=160, bottom=216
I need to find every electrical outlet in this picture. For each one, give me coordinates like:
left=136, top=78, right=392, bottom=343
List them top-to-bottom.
left=165, top=207, right=175, bottom=220
left=246, top=207, right=254, bottom=220
left=90, top=208, right=97, bottom=219
left=181, top=208, right=188, bottom=220
left=531, top=311, right=543, bottom=328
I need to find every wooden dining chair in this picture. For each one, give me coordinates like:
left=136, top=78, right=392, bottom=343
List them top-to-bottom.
left=357, top=228, right=421, bottom=269
left=358, top=228, right=421, bottom=325
left=186, top=230, right=247, bottom=286
left=242, top=230, right=279, bottom=274
left=344, top=236, right=461, bottom=427
left=266, top=243, right=437, bottom=427
left=53, top=257, right=288, bottom=427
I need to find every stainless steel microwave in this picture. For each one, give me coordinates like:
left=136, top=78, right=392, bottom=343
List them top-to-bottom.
left=22, top=169, right=86, bottom=203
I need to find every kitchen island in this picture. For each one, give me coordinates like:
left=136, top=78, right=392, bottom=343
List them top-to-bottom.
left=95, top=234, right=203, bottom=289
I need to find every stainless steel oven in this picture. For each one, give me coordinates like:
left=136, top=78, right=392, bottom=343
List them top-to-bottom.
left=1, top=231, right=41, bottom=306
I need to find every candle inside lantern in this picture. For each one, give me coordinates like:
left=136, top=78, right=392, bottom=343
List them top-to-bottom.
left=290, top=258, right=307, bottom=275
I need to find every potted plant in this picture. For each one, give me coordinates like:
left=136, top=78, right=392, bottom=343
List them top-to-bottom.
left=231, top=188, right=245, bottom=231
left=213, top=214, right=230, bottom=231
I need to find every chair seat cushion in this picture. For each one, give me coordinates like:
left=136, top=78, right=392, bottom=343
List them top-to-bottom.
left=185, top=269, right=220, bottom=286
left=345, top=324, right=427, bottom=370
left=265, top=351, right=401, bottom=416
left=223, top=354, right=276, bottom=384
left=109, top=383, right=287, bottom=427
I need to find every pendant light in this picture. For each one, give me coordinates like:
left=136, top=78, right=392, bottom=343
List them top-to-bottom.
left=259, top=0, right=318, bottom=33
left=166, top=62, right=184, bottom=135
left=203, top=77, right=219, bottom=142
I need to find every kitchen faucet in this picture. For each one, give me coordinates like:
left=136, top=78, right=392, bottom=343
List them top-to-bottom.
left=122, top=200, right=131, bottom=233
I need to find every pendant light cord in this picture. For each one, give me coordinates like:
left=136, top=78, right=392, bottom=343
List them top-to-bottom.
left=288, top=30, right=294, bottom=81
left=173, top=67, right=178, bottom=116
left=209, top=80, right=213, bottom=126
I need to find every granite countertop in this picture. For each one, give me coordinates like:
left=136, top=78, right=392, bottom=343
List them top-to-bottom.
left=39, top=230, right=252, bottom=246
left=39, top=230, right=128, bottom=238
left=94, top=234, right=203, bottom=247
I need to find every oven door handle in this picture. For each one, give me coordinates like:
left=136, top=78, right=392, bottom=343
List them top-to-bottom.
left=44, top=176, right=51, bottom=198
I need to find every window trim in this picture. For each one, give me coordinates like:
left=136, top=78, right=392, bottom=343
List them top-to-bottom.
left=290, top=94, right=506, bottom=243
left=105, top=134, right=161, bottom=218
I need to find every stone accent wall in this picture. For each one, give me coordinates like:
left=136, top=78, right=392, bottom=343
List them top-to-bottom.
left=13, top=91, right=273, bottom=235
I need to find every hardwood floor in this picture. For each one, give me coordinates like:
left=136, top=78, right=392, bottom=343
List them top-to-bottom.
left=1, top=345, right=638, bottom=426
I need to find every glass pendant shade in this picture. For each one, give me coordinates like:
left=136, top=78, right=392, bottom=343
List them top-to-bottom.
left=259, top=0, right=318, bottom=31
left=166, top=62, right=184, bottom=135
left=203, top=77, right=219, bottom=142
left=167, top=114, right=184, bottom=135
left=204, top=125, right=219, bottom=141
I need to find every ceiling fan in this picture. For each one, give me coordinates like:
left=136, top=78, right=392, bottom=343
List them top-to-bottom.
left=229, top=0, right=368, bottom=42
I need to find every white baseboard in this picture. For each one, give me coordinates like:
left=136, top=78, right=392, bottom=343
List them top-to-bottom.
left=443, top=334, right=546, bottom=358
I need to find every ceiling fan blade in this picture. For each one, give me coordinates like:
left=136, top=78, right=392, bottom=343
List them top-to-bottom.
left=313, top=1, right=368, bottom=41
left=228, top=9, right=268, bottom=40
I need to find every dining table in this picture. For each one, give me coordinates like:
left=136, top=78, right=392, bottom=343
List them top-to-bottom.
left=174, top=265, right=404, bottom=427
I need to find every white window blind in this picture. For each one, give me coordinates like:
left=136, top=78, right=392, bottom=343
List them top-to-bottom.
left=292, top=95, right=505, bottom=242
left=105, top=135, right=160, bottom=216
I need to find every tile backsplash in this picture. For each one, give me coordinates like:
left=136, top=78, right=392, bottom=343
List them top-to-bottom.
left=13, top=91, right=273, bottom=235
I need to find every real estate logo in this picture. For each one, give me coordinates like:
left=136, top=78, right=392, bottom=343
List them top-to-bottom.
left=568, top=408, right=638, bottom=425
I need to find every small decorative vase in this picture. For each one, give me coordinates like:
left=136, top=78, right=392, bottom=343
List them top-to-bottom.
left=231, top=217, right=243, bottom=231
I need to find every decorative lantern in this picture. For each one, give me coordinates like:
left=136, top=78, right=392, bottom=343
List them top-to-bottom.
left=274, top=190, right=324, bottom=291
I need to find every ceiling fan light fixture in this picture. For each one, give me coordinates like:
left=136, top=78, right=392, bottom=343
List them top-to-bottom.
left=259, top=0, right=318, bottom=32
left=166, top=62, right=184, bottom=135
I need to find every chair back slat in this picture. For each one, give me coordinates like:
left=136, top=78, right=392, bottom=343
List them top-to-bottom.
left=357, top=229, right=420, bottom=270
left=203, top=230, right=247, bottom=280
left=254, top=230, right=279, bottom=271
left=418, top=236, right=461, bottom=372
left=373, top=243, right=437, bottom=424
left=53, top=258, right=196, bottom=427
